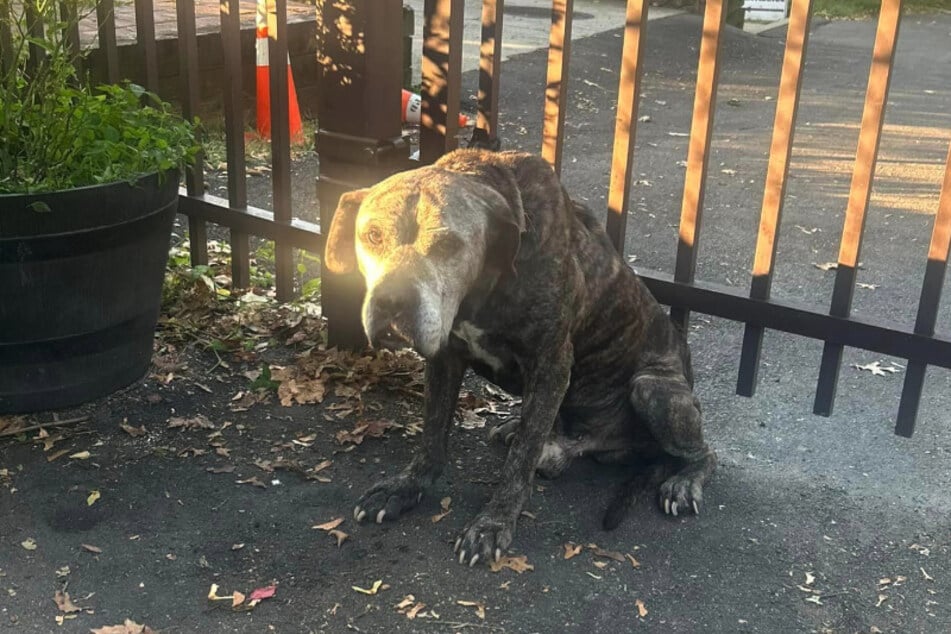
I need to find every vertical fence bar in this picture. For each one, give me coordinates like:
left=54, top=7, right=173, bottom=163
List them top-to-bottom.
left=0, top=0, right=11, bottom=76
left=25, top=0, right=43, bottom=77
left=95, top=0, right=119, bottom=83
left=134, top=0, right=159, bottom=93
left=176, top=0, right=207, bottom=266
left=221, top=0, right=250, bottom=289
left=268, top=0, right=295, bottom=301
left=316, top=0, right=409, bottom=348
left=420, top=0, right=464, bottom=163
left=473, top=0, right=504, bottom=147
left=540, top=0, right=574, bottom=175
left=605, top=0, right=649, bottom=254
left=669, top=0, right=727, bottom=331
left=736, top=0, right=813, bottom=397
left=813, top=0, right=902, bottom=416
left=59, top=1, right=81, bottom=77
left=894, top=139, right=951, bottom=437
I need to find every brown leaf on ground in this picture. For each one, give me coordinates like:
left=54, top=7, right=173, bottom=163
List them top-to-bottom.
left=168, top=414, right=215, bottom=431
left=335, top=420, right=395, bottom=445
left=119, top=421, right=147, bottom=437
left=46, top=449, right=69, bottom=462
left=69, top=450, right=91, bottom=460
left=254, top=459, right=274, bottom=472
left=311, top=459, right=333, bottom=473
left=206, top=465, right=236, bottom=474
left=236, top=477, right=267, bottom=489
left=432, top=497, right=452, bottom=523
left=312, top=517, right=345, bottom=531
left=328, top=529, right=349, bottom=547
left=21, top=538, right=37, bottom=550
left=81, top=543, right=103, bottom=554
left=563, top=543, right=583, bottom=560
left=591, top=546, right=626, bottom=563
left=626, top=553, right=641, bottom=568
left=489, top=555, right=534, bottom=574
left=593, top=560, right=609, bottom=569
left=53, top=590, right=82, bottom=613
left=232, top=591, right=246, bottom=608
left=395, top=595, right=416, bottom=610
left=635, top=598, right=648, bottom=617
left=457, top=599, right=487, bottom=620
left=406, top=602, right=426, bottom=619
left=90, top=619, right=156, bottom=634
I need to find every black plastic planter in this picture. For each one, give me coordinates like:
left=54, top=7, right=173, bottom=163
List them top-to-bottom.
left=0, top=172, right=179, bottom=413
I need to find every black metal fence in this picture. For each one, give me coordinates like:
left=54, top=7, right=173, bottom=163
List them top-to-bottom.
left=3, top=0, right=949, bottom=436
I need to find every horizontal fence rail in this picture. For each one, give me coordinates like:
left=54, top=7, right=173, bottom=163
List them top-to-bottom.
left=6, top=0, right=946, bottom=436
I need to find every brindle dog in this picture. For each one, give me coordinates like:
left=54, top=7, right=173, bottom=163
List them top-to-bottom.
left=324, top=149, right=716, bottom=567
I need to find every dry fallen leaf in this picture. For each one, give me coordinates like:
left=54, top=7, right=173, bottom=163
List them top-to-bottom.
left=814, top=262, right=838, bottom=271
left=853, top=361, right=900, bottom=377
left=168, top=414, right=215, bottom=430
left=119, top=422, right=147, bottom=437
left=46, top=449, right=69, bottom=462
left=69, top=450, right=91, bottom=460
left=206, top=465, right=236, bottom=474
left=236, top=476, right=267, bottom=489
left=87, top=490, right=101, bottom=506
left=432, top=497, right=452, bottom=523
left=312, top=517, right=345, bottom=531
left=328, top=529, right=348, bottom=547
left=20, top=538, right=37, bottom=551
left=81, top=543, right=103, bottom=554
left=563, top=543, right=583, bottom=560
left=591, top=546, right=626, bottom=563
left=626, top=553, right=641, bottom=569
left=489, top=555, right=534, bottom=574
left=593, top=560, right=609, bottom=570
left=921, top=567, right=934, bottom=581
left=805, top=572, right=816, bottom=586
left=353, top=580, right=385, bottom=595
left=53, top=590, right=82, bottom=613
left=232, top=591, right=246, bottom=608
left=875, top=594, right=888, bottom=608
left=805, top=595, right=824, bottom=605
left=635, top=598, right=648, bottom=617
left=457, top=599, right=487, bottom=620
left=406, top=602, right=426, bottom=619
left=90, top=619, right=156, bottom=634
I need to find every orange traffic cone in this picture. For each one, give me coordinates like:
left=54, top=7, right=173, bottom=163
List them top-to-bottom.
left=256, top=0, right=303, bottom=143
left=401, top=89, right=469, bottom=128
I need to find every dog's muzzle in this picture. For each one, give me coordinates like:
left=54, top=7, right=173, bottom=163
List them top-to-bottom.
left=366, top=278, right=420, bottom=351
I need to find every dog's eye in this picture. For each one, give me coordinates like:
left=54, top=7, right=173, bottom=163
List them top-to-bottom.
left=366, top=227, right=384, bottom=246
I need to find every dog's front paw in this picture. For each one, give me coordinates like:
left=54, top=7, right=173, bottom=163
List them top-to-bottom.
left=354, top=474, right=425, bottom=524
left=659, top=474, right=703, bottom=517
left=453, top=511, right=515, bottom=567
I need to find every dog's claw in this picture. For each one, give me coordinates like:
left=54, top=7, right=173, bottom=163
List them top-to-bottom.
left=664, top=498, right=671, bottom=515
left=693, top=500, right=700, bottom=515
left=354, top=506, right=362, bottom=521
left=356, top=509, right=367, bottom=522
left=376, top=509, right=386, bottom=524
left=454, top=537, right=462, bottom=553
left=494, top=548, right=501, bottom=563
left=458, top=549, right=466, bottom=565
left=469, top=554, right=479, bottom=567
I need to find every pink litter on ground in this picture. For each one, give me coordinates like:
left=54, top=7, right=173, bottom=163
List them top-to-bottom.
left=249, top=586, right=276, bottom=602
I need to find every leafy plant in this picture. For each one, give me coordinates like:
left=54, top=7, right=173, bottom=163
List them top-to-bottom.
left=0, top=0, right=199, bottom=194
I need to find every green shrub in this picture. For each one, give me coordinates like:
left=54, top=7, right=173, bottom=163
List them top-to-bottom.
left=0, top=0, right=199, bottom=194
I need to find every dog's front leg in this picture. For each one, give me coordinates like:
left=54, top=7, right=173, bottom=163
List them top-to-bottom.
left=455, top=339, right=572, bottom=566
left=354, top=348, right=466, bottom=524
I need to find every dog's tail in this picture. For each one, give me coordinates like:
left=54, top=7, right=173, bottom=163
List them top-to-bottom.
left=602, top=458, right=678, bottom=530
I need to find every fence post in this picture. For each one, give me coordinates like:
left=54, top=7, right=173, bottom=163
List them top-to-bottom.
left=316, top=0, right=411, bottom=350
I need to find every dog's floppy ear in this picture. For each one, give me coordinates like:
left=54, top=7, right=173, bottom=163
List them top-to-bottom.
left=482, top=171, right=525, bottom=276
left=324, top=189, right=368, bottom=275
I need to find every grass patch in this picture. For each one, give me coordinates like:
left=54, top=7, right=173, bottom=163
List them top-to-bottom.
left=814, top=0, right=951, bottom=18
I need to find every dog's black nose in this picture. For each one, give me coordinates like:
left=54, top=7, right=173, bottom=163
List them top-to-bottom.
left=369, top=279, right=419, bottom=350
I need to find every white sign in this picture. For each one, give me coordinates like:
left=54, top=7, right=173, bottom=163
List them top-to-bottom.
left=745, top=0, right=788, bottom=21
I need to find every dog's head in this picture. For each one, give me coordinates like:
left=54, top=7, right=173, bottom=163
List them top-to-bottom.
left=324, top=165, right=524, bottom=358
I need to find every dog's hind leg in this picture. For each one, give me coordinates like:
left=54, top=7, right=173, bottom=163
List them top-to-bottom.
left=629, top=372, right=717, bottom=516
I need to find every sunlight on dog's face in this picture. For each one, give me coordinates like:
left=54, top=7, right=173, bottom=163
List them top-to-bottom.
left=350, top=169, right=493, bottom=358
